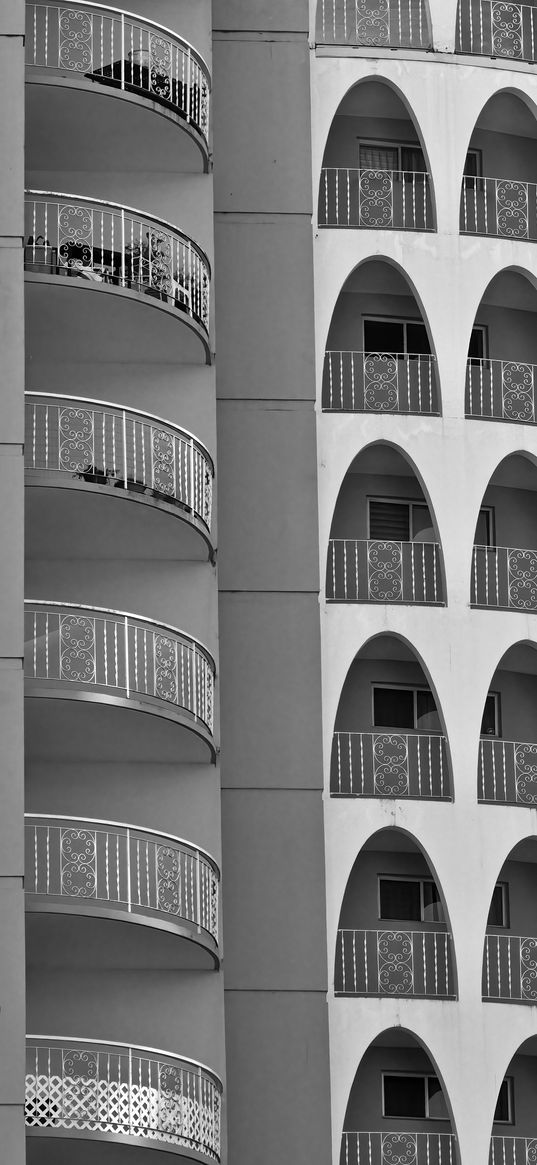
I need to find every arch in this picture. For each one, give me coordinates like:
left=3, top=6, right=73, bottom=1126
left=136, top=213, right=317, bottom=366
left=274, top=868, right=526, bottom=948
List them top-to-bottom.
left=315, top=0, right=433, bottom=50
left=319, top=76, right=437, bottom=232
left=460, top=89, right=537, bottom=242
left=322, top=256, right=441, bottom=415
left=465, top=266, right=537, bottom=424
left=327, top=440, right=447, bottom=606
left=471, top=451, right=537, bottom=612
left=478, top=639, right=537, bottom=806
left=482, top=835, right=537, bottom=1008
left=489, top=1035, right=537, bottom=1152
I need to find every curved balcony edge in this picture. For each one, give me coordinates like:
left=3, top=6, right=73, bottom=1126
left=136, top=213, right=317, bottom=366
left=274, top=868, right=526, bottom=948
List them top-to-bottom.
left=25, top=813, right=220, bottom=962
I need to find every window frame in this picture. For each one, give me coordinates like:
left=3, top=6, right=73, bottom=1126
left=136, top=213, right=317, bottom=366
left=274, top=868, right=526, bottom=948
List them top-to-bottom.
left=358, top=138, right=426, bottom=175
left=464, top=147, right=483, bottom=180
left=362, top=315, right=431, bottom=357
left=469, top=323, right=488, bottom=362
left=367, top=497, right=433, bottom=542
left=475, top=505, right=496, bottom=548
left=372, top=682, right=441, bottom=733
left=481, top=690, right=501, bottom=738
left=377, top=874, right=444, bottom=924
left=487, top=881, right=510, bottom=930
left=381, top=1072, right=449, bottom=1121
left=493, top=1077, right=514, bottom=1126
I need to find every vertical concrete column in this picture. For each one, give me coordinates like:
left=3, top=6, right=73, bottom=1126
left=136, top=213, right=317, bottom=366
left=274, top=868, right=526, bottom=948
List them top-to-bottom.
left=429, top=0, right=459, bottom=51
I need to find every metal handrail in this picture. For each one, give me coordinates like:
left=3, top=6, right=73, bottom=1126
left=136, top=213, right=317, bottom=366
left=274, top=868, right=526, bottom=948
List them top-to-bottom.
left=25, top=812, right=219, bottom=870
left=27, top=1033, right=223, bottom=1085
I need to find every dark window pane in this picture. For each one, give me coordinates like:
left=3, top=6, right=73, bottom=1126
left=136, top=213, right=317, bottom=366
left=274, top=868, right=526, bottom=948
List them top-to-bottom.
left=360, top=145, right=399, bottom=171
left=401, top=146, right=426, bottom=173
left=465, top=151, right=480, bottom=178
left=364, top=319, right=405, bottom=354
left=406, top=322, right=431, bottom=355
left=469, top=327, right=485, bottom=360
left=369, top=501, right=410, bottom=541
left=475, top=508, right=493, bottom=547
left=374, top=687, right=414, bottom=729
left=416, top=690, right=441, bottom=733
left=481, top=693, right=498, bottom=736
left=380, top=879, right=421, bottom=921
left=423, top=881, right=444, bottom=923
left=488, top=884, right=506, bottom=928
left=384, top=1075, right=426, bottom=1118
left=427, top=1078, right=449, bottom=1120
left=494, top=1080, right=511, bottom=1123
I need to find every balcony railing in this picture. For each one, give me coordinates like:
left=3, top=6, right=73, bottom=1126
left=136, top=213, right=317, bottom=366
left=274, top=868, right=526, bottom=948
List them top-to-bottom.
left=317, top=0, right=431, bottom=47
left=457, top=0, right=537, bottom=62
left=26, top=3, right=210, bottom=146
left=319, top=168, right=433, bottom=231
left=461, top=175, right=537, bottom=242
left=25, top=191, right=210, bottom=333
left=322, top=351, right=439, bottom=414
left=466, top=357, right=537, bottom=424
left=25, top=393, right=213, bottom=532
left=327, top=539, right=443, bottom=604
left=471, top=545, right=537, bottom=610
left=24, top=601, right=214, bottom=734
left=331, top=732, right=450, bottom=799
left=478, top=738, right=537, bottom=805
left=25, top=815, right=219, bottom=945
left=336, top=929, right=455, bottom=997
left=483, top=933, right=537, bottom=1002
left=26, top=1037, right=222, bottom=1160
left=341, top=1132, right=457, bottom=1165
left=490, top=1138, right=537, bottom=1165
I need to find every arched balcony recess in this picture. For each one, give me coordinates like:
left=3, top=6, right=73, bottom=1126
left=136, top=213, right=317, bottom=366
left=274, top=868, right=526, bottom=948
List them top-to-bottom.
left=316, top=0, right=432, bottom=50
left=457, top=0, right=537, bottom=65
left=25, top=3, right=210, bottom=171
left=319, top=81, right=435, bottom=233
left=460, top=92, right=537, bottom=243
left=322, top=259, right=440, bottom=415
left=465, top=270, right=537, bottom=425
left=327, top=444, right=445, bottom=606
left=471, top=454, right=537, bottom=612
left=331, top=635, right=451, bottom=800
left=478, top=643, right=537, bottom=806
left=336, top=830, right=456, bottom=998
left=482, top=839, right=537, bottom=1005
left=341, top=1030, right=458, bottom=1164
left=26, top=1036, right=222, bottom=1162
left=489, top=1038, right=537, bottom=1161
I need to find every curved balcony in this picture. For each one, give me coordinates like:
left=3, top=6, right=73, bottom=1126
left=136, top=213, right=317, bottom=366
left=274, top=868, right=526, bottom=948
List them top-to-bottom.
left=317, top=0, right=432, bottom=48
left=457, top=0, right=537, bottom=63
left=26, top=3, right=210, bottom=171
left=319, top=168, right=433, bottom=231
left=461, top=175, right=537, bottom=242
left=24, top=192, right=211, bottom=363
left=322, top=350, right=439, bottom=414
left=466, top=357, right=537, bottom=424
left=25, top=393, right=214, bottom=559
left=327, top=539, right=444, bottom=604
left=471, top=545, right=537, bottom=610
left=24, top=601, right=215, bottom=762
left=331, top=731, right=450, bottom=799
left=478, top=738, right=537, bottom=805
left=25, top=814, right=219, bottom=965
left=336, top=929, right=455, bottom=998
left=483, top=934, right=537, bottom=1003
left=26, top=1036, right=222, bottom=1162
left=341, top=1133, right=457, bottom=1165
left=490, top=1138, right=537, bottom=1164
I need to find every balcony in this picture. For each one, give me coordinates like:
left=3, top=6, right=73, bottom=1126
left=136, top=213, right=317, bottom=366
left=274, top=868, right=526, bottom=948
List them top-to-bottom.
left=316, top=0, right=432, bottom=48
left=457, top=0, right=537, bottom=63
left=26, top=3, right=210, bottom=171
left=319, top=167, right=433, bottom=231
left=461, top=175, right=537, bottom=241
left=25, top=192, right=211, bottom=363
left=323, top=351, right=438, bottom=414
left=466, top=358, right=537, bottom=424
left=25, top=393, right=214, bottom=559
left=328, top=539, right=442, bottom=604
left=471, top=544, right=537, bottom=610
left=331, top=731, right=450, bottom=798
left=478, top=738, right=537, bottom=804
left=25, top=814, right=219, bottom=964
left=335, top=929, right=455, bottom=997
left=483, top=934, right=537, bottom=1003
left=26, top=1036, right=222, bottom=1161
left=341, top=1132, right=457, bottom=1165
left=490, top=1138, right=537, bottom=1164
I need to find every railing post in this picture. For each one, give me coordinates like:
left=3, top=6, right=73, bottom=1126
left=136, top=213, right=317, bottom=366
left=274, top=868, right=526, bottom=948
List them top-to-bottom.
left=120, top=12, right=125, bottom=90
left=122, top=409, right=128, bottom=488
left=189, top=437, right=195, bottom=516
left=124, top=615, right=130, bottom=698
left=126, top=827, right=132, bottom=913
left=196, top=849, right=201, bottom=934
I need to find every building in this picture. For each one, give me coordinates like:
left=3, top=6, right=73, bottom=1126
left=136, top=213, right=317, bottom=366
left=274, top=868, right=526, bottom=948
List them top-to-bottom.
left=3, top=0, right=537, bottom=1163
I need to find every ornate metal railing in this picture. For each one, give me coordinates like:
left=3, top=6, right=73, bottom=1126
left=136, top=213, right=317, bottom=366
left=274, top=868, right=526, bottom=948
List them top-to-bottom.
left=316, top=0, right=431, bottom=47
left=457, top=0, right=537, bottom=62
left=26, top=3, right=210, bottom=144
left=319, top=168, right=433, bottom=231
left=461, top=175, right=537, bottom=242
left=24, top=191, right=210, bottom=333
left=322, top=351, right=438, bottom=414
left=466, top=357, right=537, bottom=424
left=25, top=393, right=213, bottom=531
left=327, top=539, right=443, bottom=604
left=471, top=545, right=537, bottom=610
left=24, top=601, right=214, bottom=734
left=331, top=732, right=450, bottom=799
left=478, top=738, right=537, bottom=805
left=25, top=815, right=219, bottom=943
left=336, top=929, right=455, bottom=997
left=483, top=934, right=537, bottom=1002
left=26, top=1037, right=222, bottom=1159
left=341, top=1132, right=457, bottom=1165
left=490, top=1138, right=537, bottom=1164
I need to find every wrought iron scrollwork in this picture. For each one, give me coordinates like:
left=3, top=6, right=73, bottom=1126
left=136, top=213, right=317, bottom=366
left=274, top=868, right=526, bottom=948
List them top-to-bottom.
left=355, top=0, right=390, bottom=45
left=491, top=1, right=523, bottom=58
left=58, top=8, right=93, bottom=71
left=149, top=34, right=172, bottom=101
left=359, top=169, right=394, bottom=228
left=496, top=179, right=529, bottom=238
left=58, top=203, right=94, bottom=268
left=149, top=231, right=173, bottom=296
left=364, top=353, right=399, bottom=411
left=502, top=361, right=535, bottom=422
left=59, top=407, right=95, bottom=473
left=152, top=429, right=175, bottom=496
left=368, top=541, right=403, bottom=601
left=508, top=548, right=537, bottom=609
left=60, top=614, right=96, bottom=683
left=154, top=635, right=178, bottom=703
left=373, top=734, right=409, bottom=795
left=515, top=743, right=537, bottom=805
left=60, top=827, right=97, bottom=897
left=156, top=846, right=181, bottom=914
left=378, top=931, right=414, bottom=994
left=521, top=936, right=537, bottom=1000
left=62, top=1048, right=99, bottom=1119
left=159, top=1064, right=186, bottom=1134
left=381, top=1132, right=418, bottom=1164
left=527, top=1139, right=537, bottom=1164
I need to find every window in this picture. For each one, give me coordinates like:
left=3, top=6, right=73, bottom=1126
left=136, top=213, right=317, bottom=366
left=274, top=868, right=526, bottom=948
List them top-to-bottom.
left=359, top=141, right=426, bottom=174
left=464, top=148, right=482, bottom=180
left=363, top=317, right=431, bottom=357
left=468, top=325, right=487, bottom=362
left=368, top=499, right=434, bottom=543
left=475, top=506, right=495, bottom=548
left=373, top=685, right=441, bottom=733
left=481, top=691, right=500, bottom=737
left=379, top=877, right=444, bottom=923
left=487, top=882, right=509, bottom=928
left=383, top=1074, right=449, bottom=1120
left=494, top=1079, right=513, bottom=1124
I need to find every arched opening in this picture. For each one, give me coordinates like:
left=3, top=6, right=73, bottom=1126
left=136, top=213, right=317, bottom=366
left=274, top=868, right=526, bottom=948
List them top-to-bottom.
left=316, top=0, right=432, bottom=50
left=457, top=0, right=537, bottom=64
left=319, top=80, right=435, bottom=232
left=460, top=91, right=537, bottom=241
left=323, top=259, right=440, bottom=415
left=465, top=268, right=537, bottom=424
left=327, top=443, right=445, bottom=605
left=471, top=453, right=537, bottom=611
left=331, top=634, right=451, bottom=800
left=478, top=642, right=537, bottom=806
left=336, top=829, right=457, bottom=998
left=483, top=838, right=537, bottom=1004
left=341, top=1029, right=457, bottom=1164
left=490, top=1037, right=537, bottom=1159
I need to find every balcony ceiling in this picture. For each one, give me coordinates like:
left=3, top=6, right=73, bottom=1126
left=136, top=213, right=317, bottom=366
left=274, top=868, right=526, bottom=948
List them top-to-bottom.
left=337, top=80, right=409, bottom=121
left=476, top=93, right=537, bottom=140
left=481, top=271, right=537, bottom=312
left=26, top=912, right=216, bottom=971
